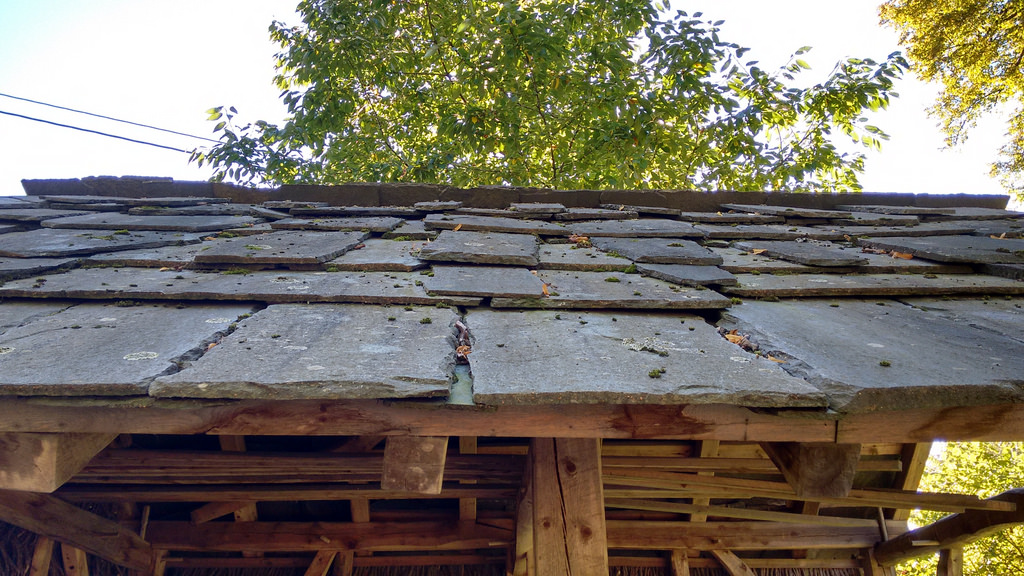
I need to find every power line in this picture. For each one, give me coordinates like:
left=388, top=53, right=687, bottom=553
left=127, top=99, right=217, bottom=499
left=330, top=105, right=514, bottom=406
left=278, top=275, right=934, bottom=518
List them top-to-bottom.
left=0, top=91, right=220, bottom=143
left=0, top=109, right=191, bottom=153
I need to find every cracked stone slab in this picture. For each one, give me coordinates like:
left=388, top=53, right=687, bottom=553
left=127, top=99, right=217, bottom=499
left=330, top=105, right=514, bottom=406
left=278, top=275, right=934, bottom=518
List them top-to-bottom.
left=510, top=203, right=565, bottom=215
left=720, top=204, right=853, bottom=219
left=835, top=205, right=955, bottom=216
left=0, top=208, right=92, bottom=222
left=553, top=208, right=638, bottom=221
left=678, top=211, right=784, bottom=224
left=40, top=212, right=259, bottom=232
left=423, top=213, right=570, bottom=236
left=269, top=217, right=404, bottom=233
left=382, top=219, right=436, bottom=240
left=571, top=219, right=703, bottom=238
left=818, top=222, right=977, bottom=238
left=693, top=224, right=845, bottom=241
left=0, top=228, right=202, bottom=258
left=192, top=231, right=367, bottom=266
left=418, top=231, right=539, bottom=266
left=858, top=235, right=1024, bottom=265
left=591, top=238, right=722, bottom=265
left=325, top=239, right=427, bottom=271
left=734, top=241, right=868, bottom=267
left=537, top=244, right=633, bottom=271
left=710, top=247, right=972, bottom=275
left=0, top=258, right=77, bottom=282
left=636, top=263, right=738, bottom=287
left=424, top=266, right=546, bottom=298
left=0, top=268, right=481, bottom=306
left=490, top=270, right=731, bottom=309
left=723, top=273, right=1024, bottom=298
left=899, top=297, right=1024, bottom=344
left=719, top=299, right=1024, bottom=412
left=0, top=301, right=73, bottom=335
left=0, top=303, right=252, bottom=396
left=151, top=304, right=457, bottom=400
left=467, top=309, right=824, bottom=406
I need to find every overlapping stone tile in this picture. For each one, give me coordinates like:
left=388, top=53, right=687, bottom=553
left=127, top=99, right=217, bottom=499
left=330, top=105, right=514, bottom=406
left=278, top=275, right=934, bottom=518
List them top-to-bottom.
left=41, top=195, right=228, bottom=207
left=510, top=202, right=565, bottom=215
left=126, top=204, right=255, bottom=216
left=600, top=204, right=680, bottom=216
left=720, top=204, right=853, bottom=219
left=834, top=204, right=954, bottom=216
left=289, top=206, right=420, bottom=217
left=922, top=207, right=1024, bottom=221
left=0, top=208, right=92, bottom=222
left=553, top=208, right=638, bottom=221
left=677, top=211, right=784, bottom=224
left=40, top=212, right=259, bottom=232
left=835, top=212, right=919, bottom=226
left=424, top=213, right=570, bottom=235
left=270, top=217, right=404, bottom=233
left=382, top=219, right=436, bottom=240
left=571, top=219, right=703, bottom=238
left=819, top=222, right=977, bottom=238
left=693, top=224, right=845, bottom=241
left=0, top=228, right=203, bottom=258
left=192, top=230, right=367, bottom=266
left=418, top=231, right=539, bottom=266
left=858, top=235, right=1024, bottom=265
left=591, top=237, right=721, bottom=265
left=325, top=239, right=427, bottom=271
left=733, top=241, right=868, bottom=267
left=81, top=243, right=208, bottom=268
left=537, top=244, right=633, bottom=271
left=711, top=246, right=973, bottom=275
left=0, top=257, right=77, bottom=282
left=636, top=263, right=737, bottom=287
left=423, top=266, right=546, bottom=298
left=490, top=270, right=731, bottom=309
left=723, top=273, right=1024, bottom=298
left=899, top=297, right=1024, bottom=343
left=0, top=301, right=73, bottom=334
left=0, top=303, right=252, bottom=396
left=150, top=304, right=457, bottom=400
left=467, top=309, right=823, bottom=406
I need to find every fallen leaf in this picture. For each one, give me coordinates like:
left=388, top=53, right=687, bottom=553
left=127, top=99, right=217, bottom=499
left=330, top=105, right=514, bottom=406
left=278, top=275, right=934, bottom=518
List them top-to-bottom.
left=453, top=223, right=463, bottom=231
left=991, top=232, right=1007, bottom=239
left=862, top=247, right=888, bottom=255
left=751, top=249, right=767, bottom=255
left=890, top=251, right=913, bottom=260
left=159, top=267, right=172, bottom=272
left=542, top=283, right=550, bottom=297
left=725, top=333, right=745, bottom=345
left=206, top=342, right=218, bottom=351
left=456, top=344, right=472, bottom=358
left=766, top=355, right=786, bottom=363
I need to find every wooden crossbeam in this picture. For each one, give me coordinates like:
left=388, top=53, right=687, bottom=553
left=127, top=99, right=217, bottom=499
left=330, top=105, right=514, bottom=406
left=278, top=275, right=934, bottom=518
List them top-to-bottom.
left=0, top=432, right=116, bottom=492
left=381, top=436, right=449, bottom=494
left=761, top=442, right=861, bottom=498
left=892, top=442, right=932, bottom=521
left=59, top=484, right=518, bottom=503
left=874, top=488, right=1024, bottom=565
left=0, top=489, right=152, bottom=570
left=605, top=520, right=884, bottom=550
left=303, top=550, right=337, bottom=576
left=709, top=550, right=756, bottom=576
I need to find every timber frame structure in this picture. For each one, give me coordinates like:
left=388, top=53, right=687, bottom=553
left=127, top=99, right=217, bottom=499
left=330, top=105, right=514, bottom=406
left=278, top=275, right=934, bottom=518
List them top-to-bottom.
left=1, top=177, right=1023, bottom=576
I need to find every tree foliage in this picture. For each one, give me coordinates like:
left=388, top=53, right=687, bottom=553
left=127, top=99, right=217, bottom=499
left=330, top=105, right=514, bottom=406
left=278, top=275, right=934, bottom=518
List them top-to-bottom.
left=193, top=0, right=907, bottom=190
left=880, top=0, right=1024, bottom=198
left=898, top=443, right=1024, bottom=576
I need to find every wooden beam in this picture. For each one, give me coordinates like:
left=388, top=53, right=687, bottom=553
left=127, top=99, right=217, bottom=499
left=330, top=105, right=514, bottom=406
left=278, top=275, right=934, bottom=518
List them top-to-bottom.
left=0, top=432, right=115, bottom=492
left=333, top=436, right=385, bottom=453
left=381, top=436, right=448, bottom=494
left=459, top=436, right=478, bottom=521
left=689, top=440, right=718, bottom=523
left=511, top=442, right=536, bottom=576
left=761, top=442, right=861, bottom=498
left=892, top=443, right=932, bottom=521
left=59, top=484, right=518, bottom=503
left=874, top=488, right=1024, bottom=565
left=0, top=489, right=152, bottom=570
left=606, top=498, right=881, bottom=527
left=191, top=501, right=257, bottom=524
left=605, top=520, right=884, bottom=550
left=28, top=536, right=54, bottom=576
left=60, top=543, right=89, bottom=576
left=938, top=546, right=964, bottom=576
left=303, top=550, right=337, bottom=576
left=670, top=550, right=690, bottom=576
left=709, top=550, right=756, bottom=576
left=333, top=551, right=354, bottom=576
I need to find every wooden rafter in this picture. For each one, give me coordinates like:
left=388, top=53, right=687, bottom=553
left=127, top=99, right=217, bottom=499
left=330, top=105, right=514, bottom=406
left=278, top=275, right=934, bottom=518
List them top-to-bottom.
left=0, top=432, right=116, bottom=492
left=761, top=442, right=861, bottom=498
left=709, top=550, right=756, bottom=576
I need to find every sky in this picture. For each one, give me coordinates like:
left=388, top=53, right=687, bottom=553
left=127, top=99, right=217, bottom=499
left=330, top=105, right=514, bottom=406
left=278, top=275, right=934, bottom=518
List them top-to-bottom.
left=0, top=0, right=1015, bottom=206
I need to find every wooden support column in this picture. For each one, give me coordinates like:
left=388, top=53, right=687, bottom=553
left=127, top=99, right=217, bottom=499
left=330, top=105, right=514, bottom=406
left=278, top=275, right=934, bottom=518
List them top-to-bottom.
left=0, top=432, right=116, bottom=492
left=218, top=436, right=261, bottom=559
left=381, top=436, right=448, bottom=494
left=459, top=436, right=478, bottom=521
left=530, top=437, right=608, bottom=576
left=689, top=440, right=718, bottom=522
left=511, top=442, right=536, bottom=576
left=761, top=442, right=861, bottom=497
left=892, top=442, right=932, bottom=521
left=28, top=536, right=54, bottom=576
left=60, top=543, right=90, bottom=576
left=938, top=546, right=964, bottom=576
left=861, top=548, right=896, bottom=576
left=669, top=550, right=690, bottom=576
left=710, top=550, right=756, bottom=576
left=332, top=551, right=355, bottom=576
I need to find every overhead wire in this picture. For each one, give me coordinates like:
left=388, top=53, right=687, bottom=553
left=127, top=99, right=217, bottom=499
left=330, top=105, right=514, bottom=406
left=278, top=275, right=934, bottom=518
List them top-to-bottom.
left=0, top=109, right=191, bottom=153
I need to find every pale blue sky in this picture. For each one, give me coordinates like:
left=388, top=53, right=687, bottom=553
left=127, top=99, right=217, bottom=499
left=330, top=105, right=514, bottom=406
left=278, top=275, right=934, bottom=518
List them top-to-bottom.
left=0, top=1, right=1013, bottom=204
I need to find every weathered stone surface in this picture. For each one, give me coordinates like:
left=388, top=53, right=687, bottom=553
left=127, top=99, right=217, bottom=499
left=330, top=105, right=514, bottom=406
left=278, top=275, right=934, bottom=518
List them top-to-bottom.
left=41, top=195, right=228, bottom=207
left=0, top=197, right=42, bottom=209
left=262, top=201, right=329, bottom=210
left=414, top=201, right=462, bottom=212
left=510, top=202, right=565, bottom=214
left=126, top=204, right=255, bottom=216
left=599, top=204, right=681, bottom=216
left=720, top=204, right=853, bottom=219
left=834, top=204, right=955, bottom=216
left=289, top=206, right=420, bottom=217
left=451, top=207, right=524, bottom=218
left=923, top=207, right=1024, bottom=221
left=0, top=208, right=92, bottom=222
left=553, top=208, right=638, bottom=221
left=677, top=211, right=784, bottom=224
left=835, top=212, right=920, bottom=226
left=40, top=213, right=259, bottom=232
left=423, top=213, right=570, bottom=235
left=270, top=217, right=404, bottom=233
left=382, top=219, right=436, bottom=240
left=571, top=219, right=703, bottom=238
left=966, top=220, right=1024, bottom=238
left=819, top=222, right=977, bottom=238
left=224, top=223, right=275, bottom=236
left=0, top=224, right=22, bottom=234
left=693, top=224, right=845, bottom=241
left=0, top=228, right=202, bottom=258
left=192, top=231, right=367, bottom=266
left=417, top=231, right=539, bottom=266
left=858, top=235, right=1024, bottom=265
left=591, top=238, right=722, bottom=265
left=325, top=239, right=427, bottom=271
left=733, top=241, right=868, bottom=267
left=81, top=243, right=209, bottom=268
left=537, top=244, right=633, bottom=271
left=711, top=246, right=973, bottom=275
left=0, top=258, right=77, bottom=282
left=983, top=263, right=1024, bottom=280
left=636, top=264, right=738, bottom=287
left=423, top=266, right=545, bottom=298
left=0, top=268, right=481, bottom=306
left=490, top=270, right=731, bottom=309
left=723, top=273, right=1024, bottom=298
left=900, top=297, right=1024, bottom=342
left=720, top=299, right=1024, bottom=412
left=0, top=302, right=73, bottom=334
left=0, top=303, right=252, bottom=396
left=150, top=304, right=456, bottom=400
left=467, top=309, right=824, bottom=406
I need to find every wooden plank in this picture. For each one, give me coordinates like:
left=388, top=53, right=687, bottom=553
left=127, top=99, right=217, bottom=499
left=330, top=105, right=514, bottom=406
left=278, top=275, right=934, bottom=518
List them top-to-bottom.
left=0, top=432, right=116, bottom=492
left=217, top=436, right=261, bottom=559
left=381, top=436, right=448, bottom=494
left=459, top=436, right=478, bottom=521
left=531, top=438, right=571, bottom=576
left=555, top=438, right=608, bottom=575
left=512, top=440, right=536, bottom=576
left=689, top=440, right=718, bottom=522
left=761, top=442, right=861, bottom=498
left=892, top=443, right=932, bottom=521
left=59, top=484, right=518, bottom=503
left=874, top=488, right=1024, bottom=565
left=0, top=489, right=152, bottom=570
left=349, top=498, right=370, bottom=523
left=605, top=498, right=880, bottom=527
left=191, top=501, right=257, bottom=524
left=606, top=520, right=882, bottom=550
left=28, top=535, right=54, bottom=576
left=61, top=544, right=90, bottom=576
left=938, top=546, right=964, bottom=576
left=303, top=550, right=337, bottom=576
left=670, top=550, right=690, bottom=576
left=709, top=550, right=756, bottom=576
left=333, top=551, right=354, bottom=576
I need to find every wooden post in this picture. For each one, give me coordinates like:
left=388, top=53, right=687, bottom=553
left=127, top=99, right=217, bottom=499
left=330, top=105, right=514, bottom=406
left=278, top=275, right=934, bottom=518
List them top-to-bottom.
left=0, top=432, right=116, bottom=492
left=381, top=436, right=449, bottom=494
left=459, top=436, right=478, bottom=521
left=689, top=440, right=719, bottom=522
left=761, top=442, right=861, bottom=498
left=28, top=536, right=54, bottom=576
left=60, top=543, right=90, bottom=576
left=937, top=547, right=964, bottom=576
left=670, top=550, right=690, bottom=576
left=332, top=551, right=355, bottom=576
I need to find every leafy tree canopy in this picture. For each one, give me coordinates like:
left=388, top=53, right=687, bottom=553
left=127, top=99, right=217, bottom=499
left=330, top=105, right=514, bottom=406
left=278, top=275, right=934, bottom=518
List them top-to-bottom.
left=193, top=0, right=907, bottom=191
left=881, top=0, right=1024, bottom=199
left=899, top=442, right=1024, bottom=576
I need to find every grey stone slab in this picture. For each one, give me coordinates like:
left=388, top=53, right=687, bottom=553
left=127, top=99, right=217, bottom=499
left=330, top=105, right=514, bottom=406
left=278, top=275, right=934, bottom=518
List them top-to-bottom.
left=36, top=194, right=135, bottom=206
left=41, top=195, right=228, bottom=207
left=0, top=197, right=41, bottom=209
left=262, top=201, right=329, bottom=210
left=414, top=201, right=462, bottom=212
left=47, top=202, right=123, bottom=212
left=510, top=202, right=565, bottom=215
left=127, top=204, right=255, bottom=216
left=600, top=204, right=681, bottom=217
left=720, top=204, right=853, bottom=219
left=835, top=204, right=955, bottom=216
left=248, top=206, right=292, bottom=220
left=289, top=206, right=421, bottom=217
left=924, top=207, right=1024, bottom=221
left=0, top=208, right=92, bottom=222
left=451, top=208, right=525, bottom=218
left=554, top=208, right=638, bottom=221
left=677, top=211, right=784, bottom=224
left=834, top=212, right=920, bottom=226
left=41, top=213, right=259, bottom=232
left=424, top=213, right=570, bottom=235
left=270, top=217, right=404, bottom=233
left=382, top=219, right=436, bottom=240
left=571, top=219, right=703, bottom=238
left=966, top=220, right=1024, bottom=238
left=820, top=222, right=977, bottom=238
left=224, top=223, right=275, bottom=236
left=0, top=224, right=24, bottom=234
left=693, top=224, right=845, bottom=241
left=0, top=228, right=202, bottom=258
left=192, top=231, right=367, bottom=266
left=418, top=231, right=539, bottom=266
left=858, top=235, right=1024, bottom=265
left=591, top=238, right=722, bottom=265
left=325, top=239, right=427, bottom=271
left=733, top=241, right=868, bottom=267
left=80, top=243, right=209, bottom=268
left=537, top=244, right=633, bottom=271
left=711, top=246, right=973, bottom=275
left=0, top=257, right=77, bottom=282
left=636, top=263, right=738, bottom=287
left=983, top=263, right=1024, bottom=280
left=424, top=266, right=545, bottom=298
left=0, top=268, right=481, bottom=307
left=490, top=270, right=731, bottom=309
left=723, top=273, right=1024, bottom=298
left=899, top=297, right=1024, bottom=344
left=720, top=299, right=1024, bottom=412
left=0, top=301, right=73, bottom=335
left=0, top=303, right=253, bottom=397
left=150, top=304, right=456, bottom=400
left=468, top=309, right=824, bottom=406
